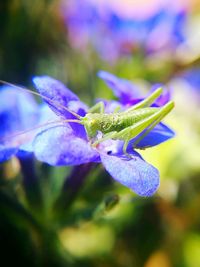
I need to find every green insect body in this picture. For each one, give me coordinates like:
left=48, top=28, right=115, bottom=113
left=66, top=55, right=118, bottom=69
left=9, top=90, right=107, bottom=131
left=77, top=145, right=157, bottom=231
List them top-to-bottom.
left=80, top=87, right=174, bottom=154
left=82, top=107, right=158, bottom=138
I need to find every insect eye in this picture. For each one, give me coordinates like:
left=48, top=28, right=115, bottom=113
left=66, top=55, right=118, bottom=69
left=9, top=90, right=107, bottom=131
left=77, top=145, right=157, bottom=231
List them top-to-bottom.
left=91, top=120, right=96, bottom=126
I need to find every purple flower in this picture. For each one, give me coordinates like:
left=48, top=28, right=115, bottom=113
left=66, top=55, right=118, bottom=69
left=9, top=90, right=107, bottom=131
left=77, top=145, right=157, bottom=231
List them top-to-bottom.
left=61, top=0, right=187, bottom=60
left=97, top=70, right=141, bottom=104
left=98, top=70, right=172, bottom=106
left=0, top=74, right=174, bottom=196
left=29, top=74, right=174, bottom=196
left=0, top=86, right=39, bottom=162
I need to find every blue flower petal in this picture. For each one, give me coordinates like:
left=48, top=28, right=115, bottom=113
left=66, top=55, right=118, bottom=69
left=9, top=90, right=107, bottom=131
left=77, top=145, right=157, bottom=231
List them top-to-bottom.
left=98, top=71, right=141, bottom=103
left=33, top=76, right=87, bottom=119
left=33, top=76, right=88, bottom=138
left=0, top=86, right=39, bottom=161
left=0, top=86, right=38, bottom=138
left=38, top=103, right=59, bottom=123
left=128, top=123, right=175, bottom=149
left=33, top=125, right=100, bottom=166
left=0, top=145, right=18, bottom=163
left=16, top=150, right=33, bottom=159
left=100, top=152, right=159, bottom=196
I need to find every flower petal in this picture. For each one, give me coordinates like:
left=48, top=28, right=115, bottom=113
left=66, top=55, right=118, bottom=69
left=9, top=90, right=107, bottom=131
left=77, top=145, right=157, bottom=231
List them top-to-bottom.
left=98, top=71, right=141, bottom=103
left=98, top=71, right=172, bottom=107
left=32, top=76, right=87, bottom=119
left=0, top=86, right=39, bottom=160
left=0, top=86, right=38, bottom=138
left=128, top=123, right=175, bottom=149
left=33, top=125, right=100, bottom=166
left=0, top=145, right=18, bottom=163
left=100, top=152, right=159, bottom=196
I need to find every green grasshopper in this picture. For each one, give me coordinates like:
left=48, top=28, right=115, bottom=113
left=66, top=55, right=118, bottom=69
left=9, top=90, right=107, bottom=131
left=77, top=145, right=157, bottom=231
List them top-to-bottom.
left=0, top=81, right=174, bottom=155
left=82, top=87, right=174, bottom=154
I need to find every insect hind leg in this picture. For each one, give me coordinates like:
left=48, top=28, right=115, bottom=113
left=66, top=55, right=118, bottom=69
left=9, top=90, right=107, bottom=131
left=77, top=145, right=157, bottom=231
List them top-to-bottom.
left=125, top=87, right=163, bottom=113
left=117, top=101, right=174, bottom=154
left=132, top=101, right=175, bottom=150
left=132, top=113, right=169, bottom=149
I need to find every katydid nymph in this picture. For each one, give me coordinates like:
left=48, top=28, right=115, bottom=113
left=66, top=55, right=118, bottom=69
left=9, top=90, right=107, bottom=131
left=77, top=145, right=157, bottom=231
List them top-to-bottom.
left=0, top=80, right=174, bottom=156
left=82, top=87, right=174, bottom=154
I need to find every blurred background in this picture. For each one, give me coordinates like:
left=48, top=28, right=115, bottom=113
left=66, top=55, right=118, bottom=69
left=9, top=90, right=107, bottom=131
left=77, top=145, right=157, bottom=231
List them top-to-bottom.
left=1, top=0, right=200, bottom=266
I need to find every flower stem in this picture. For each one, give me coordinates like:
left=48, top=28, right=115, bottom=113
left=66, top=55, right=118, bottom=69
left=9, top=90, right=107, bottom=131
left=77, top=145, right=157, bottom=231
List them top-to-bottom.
left=18, top=155, right=43, bottom=210
left=54, top=163, right=95, bottom=214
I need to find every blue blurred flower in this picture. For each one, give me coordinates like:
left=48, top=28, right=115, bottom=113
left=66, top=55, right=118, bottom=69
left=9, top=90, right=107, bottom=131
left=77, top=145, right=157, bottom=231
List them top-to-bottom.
left=62, top=0, right=187, bottom=60
left=181, top=68, right=200, bottom=92
left=30, top=75, right=174, bottom=196
left=0, top=86, right=39, bottom=162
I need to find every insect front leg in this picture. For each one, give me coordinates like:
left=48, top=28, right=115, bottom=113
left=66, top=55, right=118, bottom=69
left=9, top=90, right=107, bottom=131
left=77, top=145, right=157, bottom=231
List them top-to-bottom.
left=88, top=101, right=105, bottom=114
left=113, top=105, right=121, bottom=113
left=91, top=131, right=118, bottom=147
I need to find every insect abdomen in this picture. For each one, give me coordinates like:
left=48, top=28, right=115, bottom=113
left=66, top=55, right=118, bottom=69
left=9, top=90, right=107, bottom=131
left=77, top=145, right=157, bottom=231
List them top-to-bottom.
left=99, top=108, right=157, bottom=134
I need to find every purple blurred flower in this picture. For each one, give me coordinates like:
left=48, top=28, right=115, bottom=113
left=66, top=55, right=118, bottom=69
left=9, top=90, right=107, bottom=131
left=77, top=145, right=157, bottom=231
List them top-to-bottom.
left=61, top=0, right=187, bottom=60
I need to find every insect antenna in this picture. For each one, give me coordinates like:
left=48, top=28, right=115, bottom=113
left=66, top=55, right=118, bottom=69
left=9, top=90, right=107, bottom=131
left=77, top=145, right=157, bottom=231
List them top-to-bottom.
left=0, top=80, right=81, bottom=120
left=0, top=118, right=83, bottom=143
